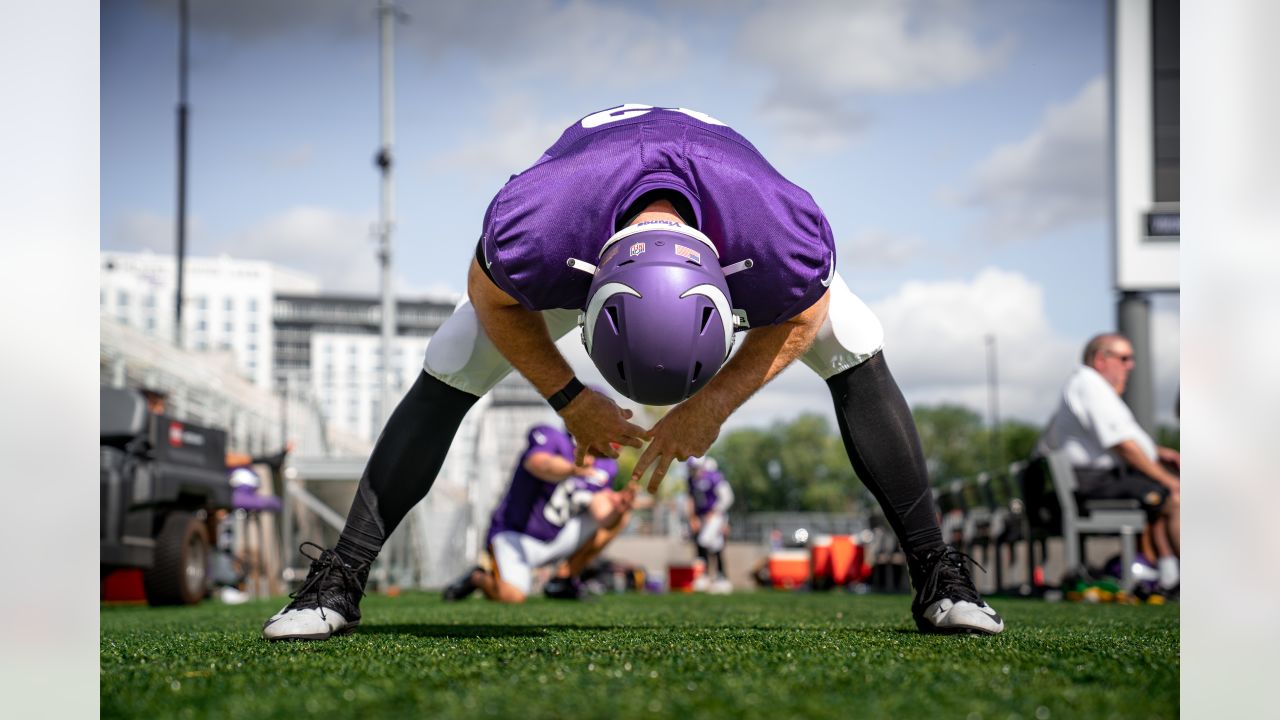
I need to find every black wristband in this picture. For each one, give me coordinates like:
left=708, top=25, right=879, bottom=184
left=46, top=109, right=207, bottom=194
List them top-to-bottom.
left=547, top=377, right=586, bottom=412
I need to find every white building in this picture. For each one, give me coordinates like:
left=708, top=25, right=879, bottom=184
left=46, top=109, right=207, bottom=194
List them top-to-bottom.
left=99, top=251, right=484, bottom=446
left=100, top=251, right=319, bottom=390
left=308, top=330, right=431, bottom=441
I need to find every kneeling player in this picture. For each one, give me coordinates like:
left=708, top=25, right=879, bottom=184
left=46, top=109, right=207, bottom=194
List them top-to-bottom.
left=443, top=424, right=636, bottom=603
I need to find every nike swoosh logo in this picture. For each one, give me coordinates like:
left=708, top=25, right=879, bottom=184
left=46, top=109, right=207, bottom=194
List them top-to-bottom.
left=482, top=237, right=493, bottom=269
left=819, top=254, right=835, bottom=287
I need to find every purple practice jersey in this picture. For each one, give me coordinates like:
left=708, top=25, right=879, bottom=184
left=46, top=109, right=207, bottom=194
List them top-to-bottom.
left=479, top=104, right=836, bottom=328
left=487, top=425, right=619, bottom=544
left=689, top=470, right=728, bottom=517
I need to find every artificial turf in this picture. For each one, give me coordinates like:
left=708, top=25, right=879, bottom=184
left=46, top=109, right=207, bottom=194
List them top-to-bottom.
left=101, top=591, right=1178, bottom=719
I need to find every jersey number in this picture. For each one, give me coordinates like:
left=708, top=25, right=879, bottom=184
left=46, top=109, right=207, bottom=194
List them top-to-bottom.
left=581, top=104, right=726, bottom=129
left=543, top=481, right=575, bottom=527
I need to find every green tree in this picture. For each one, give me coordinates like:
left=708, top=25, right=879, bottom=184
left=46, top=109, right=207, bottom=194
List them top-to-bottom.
left=912, top=404, right=986, bottom=481
left=912, top=405, right=1042, bottom=484
left=711, top=413, right=863, bottom=512
left=1156, top=424, right=1179, bottom=451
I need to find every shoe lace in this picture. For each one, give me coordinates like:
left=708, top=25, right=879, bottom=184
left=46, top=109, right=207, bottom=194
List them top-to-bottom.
left=287, top=542, right=367, bottom=619
left=920, top=547, right=984, bottom=605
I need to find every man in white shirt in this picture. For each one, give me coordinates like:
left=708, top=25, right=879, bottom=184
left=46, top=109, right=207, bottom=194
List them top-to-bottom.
left=1038, top=334, right=1181, bottom=591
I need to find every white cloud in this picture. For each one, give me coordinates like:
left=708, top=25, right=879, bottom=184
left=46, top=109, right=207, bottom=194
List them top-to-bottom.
left=141, top=0, right=368, bottom=41
left=142, top=0, right=691, bottom=89
left=738, top=0, right=1011, bottom=150
left=740, top=0, right=1008, bottom=94
left=394, top=2, right=692, bottom=90
left=475, top=2, right=691, bottom=87
left=958, top=76, right=1108, bottom=243
left=423, top=96, right=568, bottom=180
left=756, top=98, right=872, bottom=155
left=266, top=144, right=315, bottom=171
left=103, top=205, right=465, bottom=300
left=220, top=206, right=388, bottom=293
left=106, top=210, right=179, bottom=253
left=106, top=211, right=218, bottom=260
left=840, top=228, right=924, bottom=270
left=870, top=267, right=1076, bottom=422
left=730, top=268, right=1078, bottom=430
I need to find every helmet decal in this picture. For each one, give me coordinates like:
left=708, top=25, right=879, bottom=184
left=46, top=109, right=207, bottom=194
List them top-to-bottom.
left=583, top=281, right=641, bottom=352
left=679, top=283, right=734, bottom=359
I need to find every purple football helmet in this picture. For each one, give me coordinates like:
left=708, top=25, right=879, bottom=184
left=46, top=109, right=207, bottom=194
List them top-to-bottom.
left=573, top=222, right=748, bottom=406
left=687, top=456, right=718, bottom=475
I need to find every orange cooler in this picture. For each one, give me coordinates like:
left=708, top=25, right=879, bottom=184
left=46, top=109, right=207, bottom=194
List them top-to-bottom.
left=830, top=535, right=856, bottom=585
left=769, top=550, right=811, bottom=589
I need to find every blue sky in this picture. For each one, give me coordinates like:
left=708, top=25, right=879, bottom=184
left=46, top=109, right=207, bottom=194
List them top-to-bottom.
left=100, top=0, right=1180, bottom=428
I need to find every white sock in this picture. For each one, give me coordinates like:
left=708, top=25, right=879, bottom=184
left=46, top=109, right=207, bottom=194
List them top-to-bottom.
left=1158, top=556, right=1180, bottom=589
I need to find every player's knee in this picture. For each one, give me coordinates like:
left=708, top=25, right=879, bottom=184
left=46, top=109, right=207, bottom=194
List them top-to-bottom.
left=589, top=492, right=614, bottom=521
left=598, top=515, right=629, bottom=543
left=495, top=583, right=527, bottom=604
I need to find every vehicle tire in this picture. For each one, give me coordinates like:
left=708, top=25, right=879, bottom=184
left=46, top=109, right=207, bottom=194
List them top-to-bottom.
left=143, top=512, right=209, bottom=606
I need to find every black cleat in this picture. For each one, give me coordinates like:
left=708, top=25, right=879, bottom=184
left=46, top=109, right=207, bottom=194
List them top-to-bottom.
left=262, top=542, right=368, bottom=641
left=910, top=546, right=1005, bottom=635
left=442, top=566, right=482, bottom=602
left=543, top=577, right=589, bottom=601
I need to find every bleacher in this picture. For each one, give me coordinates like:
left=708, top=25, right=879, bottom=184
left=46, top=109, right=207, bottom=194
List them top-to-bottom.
left=856, top=453, right=1148, bottom=597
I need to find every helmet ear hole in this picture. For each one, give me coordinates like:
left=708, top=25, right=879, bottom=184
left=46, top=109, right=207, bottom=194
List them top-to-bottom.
left=605, top=305, right=621, bottom=333
left=699, top=306, right=714, bottom=334
left=692, top=361, right=703, bottom=382
left=616, top=362, right=627, bottom=382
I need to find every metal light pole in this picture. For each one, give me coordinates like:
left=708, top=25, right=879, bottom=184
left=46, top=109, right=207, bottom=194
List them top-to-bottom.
left=173, top=0, right=190, bottom=348
left=374, top=0, right=400, bottom=427
left=985, top=334, right=1002, bottom=472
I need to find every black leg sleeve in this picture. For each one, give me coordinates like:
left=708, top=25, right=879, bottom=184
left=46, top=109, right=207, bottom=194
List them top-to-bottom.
left=826, top=351, right=944, bottom=560
left=334, top=371, right=480, bottom=568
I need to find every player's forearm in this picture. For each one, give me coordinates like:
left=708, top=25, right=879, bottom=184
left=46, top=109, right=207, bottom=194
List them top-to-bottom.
left=468, top=259, right=576, bottom=397
left=696, top=292, right=829, bottom=422
left=1115, top=440, right=1179, bottom=489
left=524, top=452, right=586, bottom=483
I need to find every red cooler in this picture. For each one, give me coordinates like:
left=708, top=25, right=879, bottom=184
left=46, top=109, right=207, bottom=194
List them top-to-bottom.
left=668, top=561, right=704, bottom=592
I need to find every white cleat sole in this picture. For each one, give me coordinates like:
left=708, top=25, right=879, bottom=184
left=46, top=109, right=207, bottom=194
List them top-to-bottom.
left=916, top=598, right=1005, bottom=636
left=262, top=607, right=358, bottom=641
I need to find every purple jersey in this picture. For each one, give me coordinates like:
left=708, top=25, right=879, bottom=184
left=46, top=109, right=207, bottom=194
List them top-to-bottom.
left=480, top=104, right=836, bottom=328
left=487, top=425, right=618, bottom=544
left=689, top=470, right=728, bottom=517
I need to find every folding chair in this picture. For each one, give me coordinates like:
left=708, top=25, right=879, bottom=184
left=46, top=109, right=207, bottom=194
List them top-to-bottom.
left=1043, top=450, right=1147, bottom=591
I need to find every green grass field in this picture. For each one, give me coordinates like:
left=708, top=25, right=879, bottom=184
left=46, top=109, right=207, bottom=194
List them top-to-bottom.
left=101, top=591, right=1178, bottom=719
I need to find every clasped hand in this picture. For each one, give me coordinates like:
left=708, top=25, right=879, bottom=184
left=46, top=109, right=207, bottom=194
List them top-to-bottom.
left=562, top=388, right=726, bottom=493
